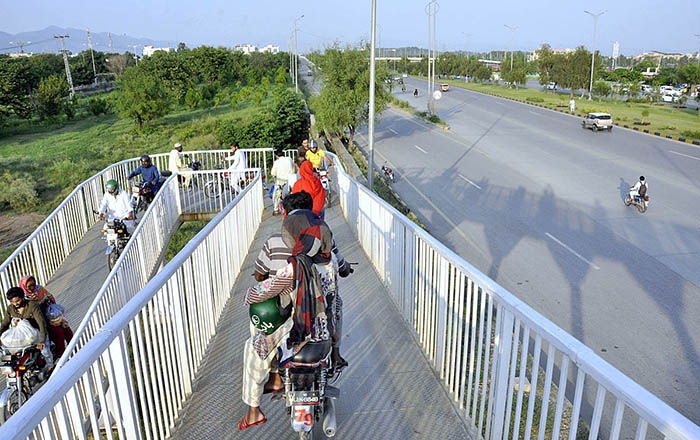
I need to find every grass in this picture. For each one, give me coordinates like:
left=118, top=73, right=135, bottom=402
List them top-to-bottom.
left=431, top=78, right=700, bottom=140
left=390, top=96, right=447, bottom=126
left=164, top=221, right=209, bottom=262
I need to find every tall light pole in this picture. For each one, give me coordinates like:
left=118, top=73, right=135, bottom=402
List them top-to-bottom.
left=368, top=0, right=377, bottom=191
left=425, top=1, right=438, bottom=114
left=584, top=10, right=606, bottom=100
left=294, top=14, right=304, bottom=94
left=504, top=25, right=518, bottom=72
left=462, top=32, right=471, bottom=82
left=695, top=34, right=700, bottom=64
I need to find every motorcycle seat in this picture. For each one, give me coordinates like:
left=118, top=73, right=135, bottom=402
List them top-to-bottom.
left=161, top=170, right=173, bottom=177
left=293, top=340, right=331, bottom=364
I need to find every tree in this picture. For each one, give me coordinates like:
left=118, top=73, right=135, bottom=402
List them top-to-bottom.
left=311, top=44, right=390, bottom=147
left=536, top=44, right=556, bottom=86
left=137, top=51, right=193, bottom=103
left=106, top=54, right=134, bottom=76
left=0, top=59, right=33, bottom=123
left=473, top=64, right=492, bottom=82
left=676, top=64, right=700, bottom=117
left=274, top=66, right=287, bottom=87
left=115, top=67, right=172, bottom=129
left=34, top=75, right=69, bottom=120
left=591, top=81, right=611, bottom=101
left=270, top=87, right=308, bottom=149
left=184, top=88, right=201, bottom=110
left=641, top=109, right=650, bottom=124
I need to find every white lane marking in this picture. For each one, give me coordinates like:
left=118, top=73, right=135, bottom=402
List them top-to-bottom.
left=529, top=110, right=541, bottom=116
left=389, top=128, right=399, bottom=135
left=414, top=144, right=428, bottom=154
left=669, top=150, right=700, bottom=161
left=458, top=174, right=482, bottom=190
left=545, top=233, right=600, bottom=270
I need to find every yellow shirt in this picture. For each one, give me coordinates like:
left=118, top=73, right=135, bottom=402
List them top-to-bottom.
left=305, top=149, right=327, bottom=168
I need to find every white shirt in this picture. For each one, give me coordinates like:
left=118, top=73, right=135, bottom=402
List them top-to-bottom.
left=169, top=149, right=185, bottom=172
left=226, top=149, right=247, bottom=171
left=271, top=156, right=294, bottom=182
left=631, top=180, right=648, bottom=194
left=98, top=190, right=133, bottom=221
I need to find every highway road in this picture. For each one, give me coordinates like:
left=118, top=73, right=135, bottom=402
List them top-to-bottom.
left=301, top=58, right=700, bottom=424
left=359, top=76, right=700, bottom=424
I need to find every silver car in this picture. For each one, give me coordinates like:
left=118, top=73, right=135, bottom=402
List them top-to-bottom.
left=582, top=112, right=613, bottom=131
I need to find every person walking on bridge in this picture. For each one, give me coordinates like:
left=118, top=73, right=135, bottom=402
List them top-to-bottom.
left=270, top=148, right=294, bottom=215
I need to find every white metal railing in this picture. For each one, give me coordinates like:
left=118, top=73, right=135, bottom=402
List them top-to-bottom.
left=0, top=148, right=283, bottom=320
left=330, top=152, right=700, bottom=440
left=0, top=172, right=263, bottom=440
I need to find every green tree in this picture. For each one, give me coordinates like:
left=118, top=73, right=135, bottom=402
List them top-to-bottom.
left=310, top=43, right=390, bottom=147
left=536, top=44, right=556, bottom=86
left=137, top=51, right=193, bottom=103
left=0, top=59, right=33, bottom=123
left=676, top=63, right=700, bottom=117
left=473, top=64, right=492, bottom=82
left=115, top=67, right=172, bottom=129
left=275, top=67, right=287, bottom=86
left=34, top=75, right=69, bottom=120
left=591, top=81, right=611, bottom=101
left=270, top=87, right=308, bottom=149
left=184, top=88, right=201, bottom=110
left=641, top=109, right=650, bottom=124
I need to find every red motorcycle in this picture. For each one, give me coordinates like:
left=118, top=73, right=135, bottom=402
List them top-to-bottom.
left=0, top=345, right=50, bottom=424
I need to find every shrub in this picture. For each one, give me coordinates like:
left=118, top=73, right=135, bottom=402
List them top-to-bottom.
left=34, top=75, right=69, bottom=120
left=184, top=88, right=201, bottom=110
left=229, top=91, right=240, bottom=108
left=88, top=97, right=110, bottom=116
left=526, top=97, right=544, bottom=103
left=681, top=129, right=700, bottom=140
left=48, top=159, right=94, bottom=189
left=0, top=172, right=40, bottom=213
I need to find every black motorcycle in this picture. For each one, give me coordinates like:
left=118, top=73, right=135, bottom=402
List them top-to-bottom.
left=381, top=163, right=395, bottom=183
left=102, top=218, right=131, bottom=270
left=0, top=345, right=51, bottom=424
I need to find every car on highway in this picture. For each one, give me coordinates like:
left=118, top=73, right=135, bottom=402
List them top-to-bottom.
left=402, top=73, right=408, bottom=78
left=545, top=82, right=557, bottom=90
left=440, top=83, right=449, bottom=92
left=582, top=112, right=613, bottom=131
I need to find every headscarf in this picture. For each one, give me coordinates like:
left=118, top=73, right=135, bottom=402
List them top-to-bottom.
left=292, top=161, right=326, bottom=215
left=282, top=209, right=333, bottom=345
left=20, top=275, right=51, bottom=303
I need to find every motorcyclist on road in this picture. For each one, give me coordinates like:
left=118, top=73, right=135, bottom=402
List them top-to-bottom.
left=413, top=88, right=419, bottom=97
left=128, top=154, right=161, bottom=195
left=629, top=176, right=648, bottom=200
left=98, top=179, right=134, bottom=231
left=1, top=287, right=53, bottom=368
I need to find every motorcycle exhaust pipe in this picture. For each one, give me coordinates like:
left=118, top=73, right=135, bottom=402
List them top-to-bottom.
left=323, top=398, right=337, bottom=437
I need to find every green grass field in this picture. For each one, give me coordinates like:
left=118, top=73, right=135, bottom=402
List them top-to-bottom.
left=435, top=79, right=700, bottom=140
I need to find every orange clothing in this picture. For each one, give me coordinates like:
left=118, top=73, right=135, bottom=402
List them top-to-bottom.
left=292, top=161, right=326, bottom=215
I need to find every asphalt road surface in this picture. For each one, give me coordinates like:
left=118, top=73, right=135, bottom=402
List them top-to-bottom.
left=355, top=75, right=700, bottom=424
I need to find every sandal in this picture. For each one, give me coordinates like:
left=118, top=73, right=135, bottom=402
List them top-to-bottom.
left=238, top=414, right=267, bottom=430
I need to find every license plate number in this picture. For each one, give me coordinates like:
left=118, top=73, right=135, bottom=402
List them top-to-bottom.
left=294, top=390, right=320, bottom=405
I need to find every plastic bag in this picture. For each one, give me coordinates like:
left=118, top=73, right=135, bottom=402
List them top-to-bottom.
left=46, top=303, right=66, bottom=325
left=1, top=319, right=40, bottom=352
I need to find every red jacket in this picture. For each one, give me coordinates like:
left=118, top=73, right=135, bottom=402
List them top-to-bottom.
left=292, top=161, right=326, bottom=215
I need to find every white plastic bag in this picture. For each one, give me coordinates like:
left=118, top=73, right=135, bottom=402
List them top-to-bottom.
left=1, top=319, right=40, bottom=352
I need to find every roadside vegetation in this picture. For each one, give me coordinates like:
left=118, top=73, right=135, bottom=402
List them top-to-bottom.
left=0, top=47, right=307, bottom=263
left=164, top=221, right=209, bottom=262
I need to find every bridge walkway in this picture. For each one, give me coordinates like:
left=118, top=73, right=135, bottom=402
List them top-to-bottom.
left=170, top=200, right=471, bottom=439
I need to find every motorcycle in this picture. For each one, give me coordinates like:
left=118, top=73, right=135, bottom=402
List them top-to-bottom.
left=381, top=163, right=395, bottom=183
left=316, top=168, right=332, bottom=207
left=130, top=181, right=155, bottom=216
left=624, top=193, right=649, bottom=213
left=100, top=216, right=131, bottom=270
left=0, top=345, right=50, bottom=424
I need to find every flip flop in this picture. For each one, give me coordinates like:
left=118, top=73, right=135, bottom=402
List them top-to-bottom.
left=263, top=385, right=283, bottom=394
left=238, top=415, right=267, bottom=430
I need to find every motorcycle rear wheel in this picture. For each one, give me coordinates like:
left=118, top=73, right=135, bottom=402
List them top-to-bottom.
left=204, top=181, right=221, bottom=199
left=325, top=187, right=332, bottom=208
left=623, top=195, right=631, bottom=206
left=637, top=203, right=647, bottom=213
left=107, top=249, right=119, bottom=270
left=298, top=430, right=313, bottom=440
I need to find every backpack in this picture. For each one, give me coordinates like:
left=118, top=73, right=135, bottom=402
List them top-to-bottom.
left=638, top=183, right=647, bottom=197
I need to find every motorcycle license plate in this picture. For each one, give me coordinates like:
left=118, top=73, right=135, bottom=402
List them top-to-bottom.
left=294, top=390, right=320, bottom=405
left=292, top=404, right=314, bottom=432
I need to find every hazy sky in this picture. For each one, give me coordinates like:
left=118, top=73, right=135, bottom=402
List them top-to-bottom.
left=3, top=0, right=699, bottom=55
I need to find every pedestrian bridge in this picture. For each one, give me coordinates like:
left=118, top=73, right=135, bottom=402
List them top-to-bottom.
left=0, top=150, right=697, bottom=440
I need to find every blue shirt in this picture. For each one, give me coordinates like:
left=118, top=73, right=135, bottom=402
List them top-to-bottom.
left=128, top=164, right=160, bottom=183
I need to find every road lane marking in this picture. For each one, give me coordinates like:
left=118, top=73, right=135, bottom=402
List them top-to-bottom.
left=529, top=110, right=541, bottom=116
left=389, top=128, right=399, bottom=135
left=414, top=144, right=428, bottom=154
left=669, top=150, right=700, bottom=161
left=458, top=174, right=482, bottom=189
left=545, top=233, right=600, bottom=270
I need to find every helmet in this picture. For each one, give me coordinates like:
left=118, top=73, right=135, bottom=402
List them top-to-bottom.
left=309, top=140, right=318, bottom=150
left=140, top=154, right=151, bottom=165
left=639, top=176, right=645, bottom=182
left=106, top=179, right=119, bottom=194
left=249, top=297, right=290, bottom=335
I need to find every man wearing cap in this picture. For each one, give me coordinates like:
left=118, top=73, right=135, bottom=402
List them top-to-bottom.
left=169, top=142, right=192, bottom=188
left=270, top=149, right=295, bottom=215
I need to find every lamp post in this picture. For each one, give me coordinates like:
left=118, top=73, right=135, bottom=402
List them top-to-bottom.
left=368, top=0, right=377, bottom=191
left=425, top=1, right=438, bottom=114
left=584, top=10, right=606, bottom=100
left=294, top=14, right=304, bottom=94
left=504, top=25, right=517, bottom=72
left=462, top=32, right=471, bottom=82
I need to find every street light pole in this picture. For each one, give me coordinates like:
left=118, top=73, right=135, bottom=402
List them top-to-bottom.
left=368, top=0, right=377, bottom=191
left=584, top=10, right=606, bottom=100
left=294, top=14, right=304, bottom=94
left=504, top=25, right=518, bottom=72
left=462, top=32, right=471, bottom=82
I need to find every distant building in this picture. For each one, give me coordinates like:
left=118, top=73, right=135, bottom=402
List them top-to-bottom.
left=235, top=44, right=257, bottom=55
left=143, top=45, right=173, bottom=57
left=259, top=45, right=280, bottom=54
left=8, top=52, right=32, bottom=58
left=479, top=59, right=501, bottom=71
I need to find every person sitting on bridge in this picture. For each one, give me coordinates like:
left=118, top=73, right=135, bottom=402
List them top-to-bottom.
left=305, top=139, right=334, bottom=170
left=128, top=154, right=161, bottom=195
left=292, top=161, right=326, bottom=218
left=98, top=179, right=134, bottom=231
left=238, top=200, right=340, bottom=430
left=20, top=275, right=73, bottom=360
left=1, top=287, right=53, bottom=368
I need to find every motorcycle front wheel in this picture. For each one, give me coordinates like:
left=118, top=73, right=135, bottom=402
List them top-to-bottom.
left=204, top=181, right=221, bottom=199
left=623, top=195, right=631, bottom=206
left=637, top=203, right=647, bottom=213
left=107, top=249, right=119, bottom=270
left=0, top=387, right=27, bottom=424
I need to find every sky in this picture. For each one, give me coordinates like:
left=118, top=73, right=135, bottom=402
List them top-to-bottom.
left=3, top=0, right=699, bottom=56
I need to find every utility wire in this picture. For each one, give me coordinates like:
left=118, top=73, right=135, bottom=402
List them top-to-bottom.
left=0, top=38, right=57, bottom=52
